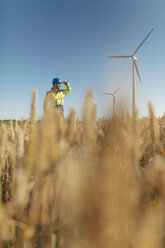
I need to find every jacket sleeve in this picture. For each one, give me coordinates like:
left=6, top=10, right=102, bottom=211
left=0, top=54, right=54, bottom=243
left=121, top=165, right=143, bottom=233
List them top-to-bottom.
left=63, top=83, right=71, bottom=95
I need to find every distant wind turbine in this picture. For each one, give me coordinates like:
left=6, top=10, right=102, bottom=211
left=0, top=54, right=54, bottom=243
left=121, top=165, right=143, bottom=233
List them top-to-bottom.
left=107, top=29, right=153, bottom=117
left=104, top=87, right=120, bottom=117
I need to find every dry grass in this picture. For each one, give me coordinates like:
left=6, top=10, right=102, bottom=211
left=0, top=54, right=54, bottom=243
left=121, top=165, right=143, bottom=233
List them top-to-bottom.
left=0, top=91, right=165, bottom=247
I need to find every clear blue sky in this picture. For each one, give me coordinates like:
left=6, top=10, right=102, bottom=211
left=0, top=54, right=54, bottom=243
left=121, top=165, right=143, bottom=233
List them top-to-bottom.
left=0, top=0, right=165, bottom=119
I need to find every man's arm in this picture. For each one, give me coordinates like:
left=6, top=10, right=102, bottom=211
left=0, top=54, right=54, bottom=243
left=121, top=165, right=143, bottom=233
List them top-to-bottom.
left=63, top=81, right=71, bottom=95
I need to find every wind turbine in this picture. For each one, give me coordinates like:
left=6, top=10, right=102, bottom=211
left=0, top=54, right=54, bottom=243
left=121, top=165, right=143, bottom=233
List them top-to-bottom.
left=107, top=29, right=153, bottom=117
left=104, top=87, right=120, bottom=117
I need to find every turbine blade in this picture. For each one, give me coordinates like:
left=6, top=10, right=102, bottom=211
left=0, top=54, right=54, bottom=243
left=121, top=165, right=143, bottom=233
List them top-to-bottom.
left=133, top=29, right=154, bottom=55
left=107, top=55, right=131, bottom=58
left=133, top=60, right=141, bottom=82
left=113, top=87, right=120, bottom=95
left=104, top=93, right=113, bottom=96
left=114, top=96, right=116, bottom=104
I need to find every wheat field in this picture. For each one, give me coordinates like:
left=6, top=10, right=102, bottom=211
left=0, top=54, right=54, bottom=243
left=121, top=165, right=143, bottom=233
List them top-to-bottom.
left=0, top=91, right=165, bottom=247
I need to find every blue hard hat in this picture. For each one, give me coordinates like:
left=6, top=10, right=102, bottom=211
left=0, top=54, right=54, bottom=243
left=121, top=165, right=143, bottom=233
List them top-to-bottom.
left=52, top=77, right=62, bottom=84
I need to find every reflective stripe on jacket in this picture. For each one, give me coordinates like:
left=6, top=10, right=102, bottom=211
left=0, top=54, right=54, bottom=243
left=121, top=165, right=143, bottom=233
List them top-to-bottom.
left=44, top=83, right=71, bottom=111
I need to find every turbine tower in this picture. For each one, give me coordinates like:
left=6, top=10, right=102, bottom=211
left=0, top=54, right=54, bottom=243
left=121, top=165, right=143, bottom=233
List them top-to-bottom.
left=107, top=29, right=153, bottom=117
left=104, top=87, right=120, bottom=117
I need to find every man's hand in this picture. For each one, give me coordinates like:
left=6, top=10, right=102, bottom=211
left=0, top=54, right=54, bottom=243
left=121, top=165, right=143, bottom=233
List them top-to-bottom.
left=63, top=81, right=68, bottom=85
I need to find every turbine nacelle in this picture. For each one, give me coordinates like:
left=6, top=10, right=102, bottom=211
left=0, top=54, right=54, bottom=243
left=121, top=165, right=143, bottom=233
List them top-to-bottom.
left=132, top=56, right=137, bottom=61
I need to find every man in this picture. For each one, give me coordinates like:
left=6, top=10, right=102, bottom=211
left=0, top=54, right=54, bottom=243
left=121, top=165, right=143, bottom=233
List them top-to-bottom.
left=44, top=77, right=71, bottom=112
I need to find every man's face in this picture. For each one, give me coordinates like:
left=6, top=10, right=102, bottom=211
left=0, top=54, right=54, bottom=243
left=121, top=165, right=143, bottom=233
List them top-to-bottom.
left=53, top=82, right=61, bottom=90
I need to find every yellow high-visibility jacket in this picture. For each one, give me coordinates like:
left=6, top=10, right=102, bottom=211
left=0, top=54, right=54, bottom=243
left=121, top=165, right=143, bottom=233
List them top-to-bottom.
left=44, top=83, right=71, bottom=111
